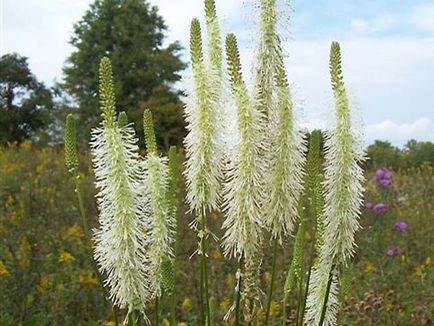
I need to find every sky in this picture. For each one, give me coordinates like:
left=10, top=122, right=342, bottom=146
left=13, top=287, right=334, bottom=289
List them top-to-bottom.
left=1, top=0, right=434, bottom=146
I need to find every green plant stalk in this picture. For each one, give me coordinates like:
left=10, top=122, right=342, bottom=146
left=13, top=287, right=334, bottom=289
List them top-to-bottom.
left=73, top=170, right=119, bottom=326
left=200, top=210, right=211, bottom=326
left=264, top=237, right=279, bottom=325
left=235, top=259, right=243, bottom=326
left=299, top=265, right=312, bottom=324
left=295, top=269, right=304, bottom=326
left=318, top=269, right=334, bottom=326
left=170, top=291, right=176, bottom=326
left=281, top=291, right=289, bottom=326
left=155, top=296, right=159, bottom=326
left=128, top=311, right=137, bottom=326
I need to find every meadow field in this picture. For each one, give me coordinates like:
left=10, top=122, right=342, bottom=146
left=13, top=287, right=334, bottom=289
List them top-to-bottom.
left=0, top=142, right=433, bottom=325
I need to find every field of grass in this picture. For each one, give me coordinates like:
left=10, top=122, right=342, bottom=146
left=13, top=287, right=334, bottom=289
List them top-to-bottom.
left=0, top=142, right=433, bottom=325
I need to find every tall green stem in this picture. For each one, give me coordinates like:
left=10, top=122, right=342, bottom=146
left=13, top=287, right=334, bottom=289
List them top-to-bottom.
left=73, top=171, right=119, bottom=326
left=200, top=210, right=211, bottom=325
left=264, top=237, right=279, bottom=325
left=235, top=259, right=243, bottom=326
left=318, top=268, right=334, bottom=326
left=155, top=296, right=160, bottom=326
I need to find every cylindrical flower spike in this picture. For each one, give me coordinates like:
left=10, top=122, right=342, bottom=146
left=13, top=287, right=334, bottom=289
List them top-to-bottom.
left=204, top=0, right=223, bottom=80
left=254, top=0, right=280, bottom=118
left=184, top=18, right=223, bottom=214
left=221, top=33, right=265, bottom=261
left=323, top=41, right=364, bottom=266
left=306, top=42, right=364, bottom=326
left=265, top=50, right=306, bottom=240
left=91, top=58, right=150, bottom=320
left=142, top=109, right=174, bottom=297
left=117, top=111, right=128, bottom=128
left=64, top=114, right=79, bottom=173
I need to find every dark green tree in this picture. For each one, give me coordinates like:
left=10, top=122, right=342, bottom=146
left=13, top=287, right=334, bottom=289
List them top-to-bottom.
left=62, top=0, right=186, bottom=149
left=0, top=53, right=53, bottom=145
left=366, top=140, right=401, bottom=169
left=404, top=140, right=434, bottom=167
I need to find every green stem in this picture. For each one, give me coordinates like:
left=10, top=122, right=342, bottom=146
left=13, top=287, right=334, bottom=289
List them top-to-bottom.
left=73, top=171, right=119, bottom=326
left=200, top=210, right=211, bottom=326
left=265, top=237, right=279, bottom=326
left=199, top=247, right=205, bottom=326
left=235, top=259, right=243, bottom=326
left=299, top=265, right=312, bottom=325
left=318, top=268, right=334, bottom=326
left=295, top=269, right=304, bottom=326
left=170, top=291, right=176, bottom=325
left=281, top=293, right=288, bottom=326
left=155, top=296, right=160, bottom=326
left=128, top=311, right=137, bottom=326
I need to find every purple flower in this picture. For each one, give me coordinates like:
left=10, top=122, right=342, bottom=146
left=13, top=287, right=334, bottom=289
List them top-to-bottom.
left=372, top=168, right=393, bottom=187
left=365, top=202, right=374, bottom=209
left=372, top=203, right=388, bottom=214
left=393, top=221, right=409, bottom=232
left=386, top=246, right=401, bottom=256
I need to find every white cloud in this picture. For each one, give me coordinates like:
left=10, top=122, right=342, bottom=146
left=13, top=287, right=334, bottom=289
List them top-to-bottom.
left=410, top=3, right=434, bottom=32
left=350, top=13, right=396, bottom=33
left=366, top=118, right=434, bottom=145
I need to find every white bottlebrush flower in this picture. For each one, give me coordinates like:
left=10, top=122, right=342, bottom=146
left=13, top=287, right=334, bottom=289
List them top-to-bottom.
left=184, top=17, right=223, bottom=214
left=221, top=33, right=266, bottom=261
left=322, top=41, right=365, bottom=266
left=306, top=42, right=364, bottom=326
left=265, top=50, right=306, bottom=240
left=91, top=58, right=150, bottom=319
left=142, top=110, right=174, bottom=297
left=305, top=263, right=339, bottom=326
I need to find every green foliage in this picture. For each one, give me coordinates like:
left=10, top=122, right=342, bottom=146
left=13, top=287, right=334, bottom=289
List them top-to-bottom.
left=61, top=0, right=186, bottom=149
left=0, top=53, right=53, bottom=145
left=366, top=139, right=434, bottom=169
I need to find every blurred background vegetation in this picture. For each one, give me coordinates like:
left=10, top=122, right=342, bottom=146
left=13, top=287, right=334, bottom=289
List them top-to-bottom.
left=1, top=0, right=433, bottom=325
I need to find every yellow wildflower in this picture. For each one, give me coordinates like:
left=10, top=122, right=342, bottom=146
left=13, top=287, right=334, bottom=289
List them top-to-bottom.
left=304, top=231, right=312, bottom=241
left=17, top=236, right=31, bottom=269
left=211, top=247, right=223, bottom=260
left=58, top=249, right=75, bottom=263
left=425, top=257, right=433, bottom=266
left=0, top=260, right=10, bottom=277
left=364, top=261, right=377, bottom=273
left=415, top=266, right=424, bottom=278
left=79, top=270, right=98, bottom=287
left=264, top=271, right=272, bottom=284
left=226, top=273, right=234, bottom=288
left=38, top=275, right=50, bottom=292
left=182, top=297, right=192, bottom=312
left=220, top=297, right=231, bottom=312
left=269, top=300, right=280, bottom=317
left=162, top=319, right=170, bottom=326
left=177, top=323, right=188, bottom=326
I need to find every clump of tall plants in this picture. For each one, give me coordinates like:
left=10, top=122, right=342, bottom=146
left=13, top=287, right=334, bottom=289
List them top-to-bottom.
left=64, top=0, right=364, bottom=325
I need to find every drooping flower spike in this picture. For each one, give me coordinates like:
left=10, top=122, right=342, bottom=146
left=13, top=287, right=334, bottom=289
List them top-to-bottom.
left=90, top=57, right=150, bottom=320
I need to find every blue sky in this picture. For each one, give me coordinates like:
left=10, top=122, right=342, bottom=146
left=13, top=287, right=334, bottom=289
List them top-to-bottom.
left=1, top=0, right=433, bottom=146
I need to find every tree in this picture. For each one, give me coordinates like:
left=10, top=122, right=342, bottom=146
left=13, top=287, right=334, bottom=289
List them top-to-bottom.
left=62, top=0, right=186, bottom=149
left=0, top=53, right=53, bottom=146
left=366, top=140, right=401, bottom=169
left=404, top=140, right=434, bottom=167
